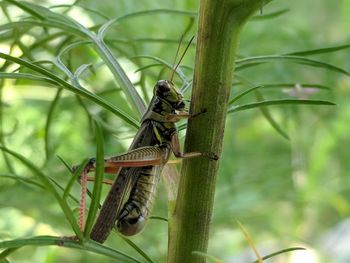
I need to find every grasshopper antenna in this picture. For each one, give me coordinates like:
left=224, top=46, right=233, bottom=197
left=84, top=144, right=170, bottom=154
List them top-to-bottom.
left=169, top=34, right=184, bottom=80
left=170, top=35, right=195, bottom=82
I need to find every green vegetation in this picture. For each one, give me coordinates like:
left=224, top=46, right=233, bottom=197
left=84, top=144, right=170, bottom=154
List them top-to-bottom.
left=0, top=0, right=349, bottom=262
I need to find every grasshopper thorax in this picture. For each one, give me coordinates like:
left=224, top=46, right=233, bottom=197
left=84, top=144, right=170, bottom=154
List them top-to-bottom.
left=154, top=80, right=185, bottom=111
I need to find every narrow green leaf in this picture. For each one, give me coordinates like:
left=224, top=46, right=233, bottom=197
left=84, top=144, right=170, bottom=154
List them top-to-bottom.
left=4, top=0, right=45, bottom=19
left=5, top=0, right=94, bottom=37
left=259, top=0, right=263, bottom=14
left=0, top=3, right=12, bottom=22
left=2, top=3, right=147, bottom=116
left=49, top=4, right=110, bottom=20
left=97, top=8, right=289, bottom=39
left=251, top=8, right=289, bottom=21
left=98, top=9, right=197, bottom=39
left=0, top=19, right=87, bottom=39
left=31, top=32, right=67, bottom=50
left=13, top=35, right=34, bottom=61
left=131, top=37, right=196, bottom=45
left=56, top=40, right=92, bottom=68
left=93, top=40, right=146, bottom=115
left=54, top=41, right=98, bottom=136
left=54, top=42, right=95, bottom=133
left=55, top=42, right=92, bottom=81
left=286, top=44, right=350, bottom=56
left=0, top=52, right=139, bottom=129
left=132, top=55, right=187, bottom=82
left=236, top=55, right=350, bottom=76
left=235, top=62, right=265, bottom=71
left=75, top=63, right=94, bottom=79
left=134, top=63, right=163, bottom=73
left=0, top=66, right=16, bottom=174
left=0, top=72, right=57, bottom=85
left=232, top=75, right=290, bottom=140
left=180, top=79, right=193, bottom=95
left=261, top=83, right=330, bottom=90
left=229, top=85, right=263, bottom=104
left=44, top=88, right=62, bottom=160
left=254, top=91, right=289, bottom=140
left=228, top=99, right=335, bottom=113
left=259, top=104, right=289, bottom=140
left=93, top=115, right=123, bottom=134
left=2, top=120, right=17, bottom=137
left=84, top=121, right=104, bottom=238
left=177, top=122, right=187, bottom=132
left=0, top=146, right=83, bottom=240
left=56, top=155, right=74, bottom=173
left=56, top=155, right=84, bottom=205
left=63, top=159, right=88, bottom=200
left=0, top=174, right=44, bottom=189
left=48, top=175, right=80, bottom=204
left=149, top=216, right=168, bottom=222
left=236, top=219, right=262, bottom=263
left=0, top=236, right=142, bottom=263
left=121, top=237, right=155, bottom=263
left=83, top=240, right=143, bottom=263
left=0, top=247, right=20, bottom=261
left=252, top=247, right=306, bottom=263
left=192, top=251, right=224, bottom=263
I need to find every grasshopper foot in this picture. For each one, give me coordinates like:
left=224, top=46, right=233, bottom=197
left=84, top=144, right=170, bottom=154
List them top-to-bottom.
left=191, top=108, right=207, bottom=119
left=202, top=152, right=219, bottom=160
left=72, top=158, right=96, bottom=173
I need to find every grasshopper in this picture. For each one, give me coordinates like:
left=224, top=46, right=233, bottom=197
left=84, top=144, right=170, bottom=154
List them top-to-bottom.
left=77, top=37, right=217, bottom=243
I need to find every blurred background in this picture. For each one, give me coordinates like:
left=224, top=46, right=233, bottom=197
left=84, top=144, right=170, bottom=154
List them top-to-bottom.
left=0, top=0, right=349, bottom=262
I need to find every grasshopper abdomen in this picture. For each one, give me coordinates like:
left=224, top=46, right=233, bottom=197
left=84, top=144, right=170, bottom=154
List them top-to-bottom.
left=116, top=164, right=163, bottom=236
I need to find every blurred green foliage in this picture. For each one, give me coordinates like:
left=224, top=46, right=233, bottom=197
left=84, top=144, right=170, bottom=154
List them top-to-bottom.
left=0, top=0, right=349, bottom=262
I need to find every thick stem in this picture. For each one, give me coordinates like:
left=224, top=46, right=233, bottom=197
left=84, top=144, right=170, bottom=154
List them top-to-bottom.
left=168, top=1, right=272, bottom=262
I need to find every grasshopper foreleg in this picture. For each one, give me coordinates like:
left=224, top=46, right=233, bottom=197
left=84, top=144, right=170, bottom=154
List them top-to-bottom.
left=164, top=108, right=206, bottom=122
left=170, top=132, right=219, bottom=160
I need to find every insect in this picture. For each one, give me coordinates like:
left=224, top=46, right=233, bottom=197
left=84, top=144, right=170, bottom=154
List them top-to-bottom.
left=76, top=37, right=218, bottom=243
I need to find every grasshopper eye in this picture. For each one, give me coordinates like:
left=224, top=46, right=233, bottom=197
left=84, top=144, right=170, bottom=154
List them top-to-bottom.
left=156, top=82, right=171, bottom=97
left=158, top=84, right=170, bottom=93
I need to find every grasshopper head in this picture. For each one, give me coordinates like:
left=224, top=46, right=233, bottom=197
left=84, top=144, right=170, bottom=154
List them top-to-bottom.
left=154, top=80, right=185, bottom=110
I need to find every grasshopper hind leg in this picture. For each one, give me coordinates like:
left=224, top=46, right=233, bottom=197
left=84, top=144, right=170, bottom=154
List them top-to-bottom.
left=75, top=146, right=168, bottom=241
left=76, top=157, right=121, bottom=232
left=78, top=158, right=96, bottom=231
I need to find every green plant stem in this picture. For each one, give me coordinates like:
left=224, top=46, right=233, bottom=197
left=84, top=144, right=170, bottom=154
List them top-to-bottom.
left=168, top=1, right=272, bottom=262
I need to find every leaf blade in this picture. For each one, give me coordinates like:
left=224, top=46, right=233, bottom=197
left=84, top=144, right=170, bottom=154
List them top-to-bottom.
left=286, top=44, right=350, bottom=56
left=0, top=52, right=139, bottom=129
left=235, top=55, right=350, bottom=76
left=229, top=85, right=263, bottom=104
left=228, top=99, right=336, bottom=113
left=84, top=121, right=104, bottom=238
left=0, top=146, right=83, bottom=240
left=0, top=236, right=142, bottom=263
